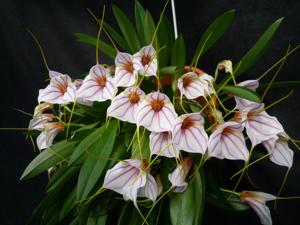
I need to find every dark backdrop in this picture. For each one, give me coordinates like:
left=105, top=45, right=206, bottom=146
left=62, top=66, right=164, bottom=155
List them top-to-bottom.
left=0, top=0, right=299, bottom=225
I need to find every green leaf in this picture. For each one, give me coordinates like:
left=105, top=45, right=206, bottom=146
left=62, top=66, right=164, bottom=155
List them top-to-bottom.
left=135, top=1, right=147, bottom=45
left=112, top=4, right=141, bottom=53
left=192, top=9, right=235, bottom=65
left=144, top=11, right=156, bottom=45
left=234, top=18, right=284, bottom=77
left=103, top=22, right=130, bottom=52
left=74, top=33, right=117, bottom=58
left=171, top=34, right=186, bottom=75
left=160, top=66, right=177, bottom=75
left=222, top=85, right=261, bottom=102
left=77, top=120, right=118, bottom=200
left=69, top=126, right=105, bottom=165
left=131, top=128, right=150, bottom=160
left=20, top=140, right=77, bottom=180
left=169, top=168, right=205, bottom=225
left=59, top=186, right=77, bottom=220
left=87, top=215, right=107, bottom=225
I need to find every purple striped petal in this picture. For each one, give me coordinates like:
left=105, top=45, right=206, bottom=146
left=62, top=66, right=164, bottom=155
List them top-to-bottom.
left=133, top=45, right=157, bottom=77
left=114, top=52, right=142, bottom=87
left=77, top=64, right=117, bottom=102
left=178, top=72, right=206, bottom=99
left=235, top=80, right=259, bottom=110
left=107, top=87, right=145, bottom=123
left=137, top=92, right=177, bottom=132
left=33, top=103, right=53, bottom=116
left=172, top=113, right=208, bottom=154
left=29, top=114, right=54, bottom=131
left=208, top=121, right=249, bottom=161
left=36, top=122, right=64, bottom=150
left=149, top=131, right=179, bottom=158
left=263, top=135, right=294, bottom=168
left=137, top=173, right=158, bottom=202
left=240, top=191, right=276, bottom=225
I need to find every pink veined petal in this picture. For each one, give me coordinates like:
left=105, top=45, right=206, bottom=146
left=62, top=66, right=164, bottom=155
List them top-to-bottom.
left=134, top=45, right=157, bottom=77
left=48, top=70, right=64, bottom=78
left=177, top=72, right=205, bottom=99
left=199, top=73, right=215, bottom=96
left=235, top=80, right=260, bottom=110
left=63, top=83, right=77, bottom=103
left=107, top=87, right=145, bottom=123
left=137, top=92, right=177, bottom=132
left=244, top=106, right=284, bottom=147
left=172, top=113, right=208, bottom=154
left=29, top=114, right=54, bottom=131
left=36, top=122, right=64, bottom=150
left=208, top=122, right=249, bottom=161
left=37, top=131, right=48, bottom=150
left=149, top=132, right=179, bottom=158
left=263, top=137, right=294, bottom=168
left=168, top=164, right=188, bottom=192
left=137, top=173, right=158, bottom=202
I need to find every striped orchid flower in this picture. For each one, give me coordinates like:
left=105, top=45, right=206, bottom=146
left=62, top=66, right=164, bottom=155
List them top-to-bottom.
left=134, top=45, right=157, bottom=77
left=114, top=52, right=143, bottom=87
left=77, top=64, right=117, bottom=102
left=178, top=72, right=215, bottom=99
left=38, top=74, right=77, bottom=104
left=72, top=79, right=93, bottom=106
left=235, top=80, right=259, bottom=110
left=107, top=87, right=145, bottom=123
left=137, top=92, right=177, bottom=132
left=33, top=103, right=53, bottom=116
left=236, top=103, right=284, bottom=148
left=29, top=113, right=55, bottom=131
left=173, top=113, right=208, bottom=154
left=208, top=121, right=249, bottom=161
left=36, top=122, right=64, bottom=150
left=149, top=131, right=179, bottom=158
left=262, top=133, right=294, bottom=168
left=168, top=157, right=192, bottom=192
left=103, top=159, right=158, bottom=207
left=240, top=191, right=276, bottom=225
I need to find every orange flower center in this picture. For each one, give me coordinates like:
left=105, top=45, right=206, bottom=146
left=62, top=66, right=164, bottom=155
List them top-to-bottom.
left=141, top=55, right=151, bottom=66
left=124, top=61, right=134, bottom=73
left=96, top=75, right=107, bottom=88
left=182, top=75, right=194, bottom=88
left=57, top=83, right=68, bottom=94
left=128, top=91, right=140, bottom=104
left=150, top=98, right=165, bottom=112
left=181, top=117, right=195, bottom=129
left=223, top=127, right=234, bottom=135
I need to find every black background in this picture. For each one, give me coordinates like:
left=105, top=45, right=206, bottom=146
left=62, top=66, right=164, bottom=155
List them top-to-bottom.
left=0, top=0, right=300, bottom=224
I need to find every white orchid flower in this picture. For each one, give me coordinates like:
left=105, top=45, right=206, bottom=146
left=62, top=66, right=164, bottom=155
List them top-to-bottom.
left=133, top=45, right=157, bottom=76
left=114, top=52, right=143, bottom=87
left=217, top=60, right=233, bottom=74
left=77, top=64, right=117, bottom=102
left=178, top=72, right=214, bottom=99
left=38, top=74, right=77, bottom=104
left=72, top=79, right=93, bottom=106
left=235, top=80, right=259, bottom=110
left=107, top=87, right=145, bottom=123
left=137, top=92, right=177, bottom=132
left=33, top=103, right=53, bottom=116
left=236, top=103, right=284, bottom=148
left=172, top=113, right=208, bottom=154
left=29, top=114, right=55, bottom=131
left=208, top=121, right=249, bottom=161
left=36, top=122, right=64, bottom=150
left=149, top=131, right=179, bottom=158
left=262, top=133, right=294, bottom=168
left=168, top=157, right=192, bottom=192
left=103, top=159, right=158, bottom=207
left=240, top=191, right=276, bottom=225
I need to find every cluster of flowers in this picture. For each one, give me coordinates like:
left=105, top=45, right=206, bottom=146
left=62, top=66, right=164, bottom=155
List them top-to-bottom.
left=29, top=44, right=294, bottom=225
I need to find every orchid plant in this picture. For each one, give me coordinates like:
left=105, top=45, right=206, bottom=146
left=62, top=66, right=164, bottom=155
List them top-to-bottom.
left=19, top=1, right=300, bottom=225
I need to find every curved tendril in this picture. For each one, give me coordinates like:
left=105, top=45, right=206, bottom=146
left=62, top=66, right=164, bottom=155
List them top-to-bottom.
left=95, top=6, right=106, bottom=64
left=193, top=32, right=213, bottom=69
left=66, top=99, right=77, bottom=139
left=274, top=167, right=291, bottom=209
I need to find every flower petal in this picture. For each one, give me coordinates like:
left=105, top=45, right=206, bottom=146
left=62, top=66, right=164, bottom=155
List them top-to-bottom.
left=134, top=45, right=157, bottom=77
left=235, top=80, right=259, bottom=110
left=36, top=122, right=64, bottom=150
left=149, top=131, right=179, bottom=158
left=137, top=173, right=158, bottom=202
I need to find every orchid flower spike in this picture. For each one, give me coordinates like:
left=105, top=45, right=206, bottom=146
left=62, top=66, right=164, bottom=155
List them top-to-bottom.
left=133, top=45, right=157, bottom=77
left=114, top=52, right=143, bottom=87
left=77, top=64, right=117, bottom=102
left=177, top=72, right=215, bottom=99
left=38, top=74, right=77, bottom=104
left=235, top=80, right=259, bottom=110
left=107, top=87, right=145, bottom=123
left=137, top=92, right=177, bottom=132
left=236, top=103, right=284, bottom=148
left=173, top=113, right=208, bottom=154
left=208, top=121, right=249, bottom=161
left=36, top=122, right=64, bottom=150
left=149, top=131, right=179, bottom=158
left=262, top=133, right=294, bottom=168
left=168, top=157, right=193, bottom=192
left=103, top=159, right=158, bottom=207
left=240, top=191, right=276, bottom=225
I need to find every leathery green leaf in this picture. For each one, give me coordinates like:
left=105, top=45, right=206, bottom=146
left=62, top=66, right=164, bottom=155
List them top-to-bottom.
left=135, top=1, right=147, bottom=45
left=112, top=4, right=141, bottom=53
left=192, top=9, right=235, bottom=65
left=234, top=18, right=284, bottom=77
left=171, top=34, right=186, bottom=75
left=222, top=85, right=261, bottom=102
left=77, top=120, right=118, bottom=200
left=20, top=140, right=77, bottom=180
